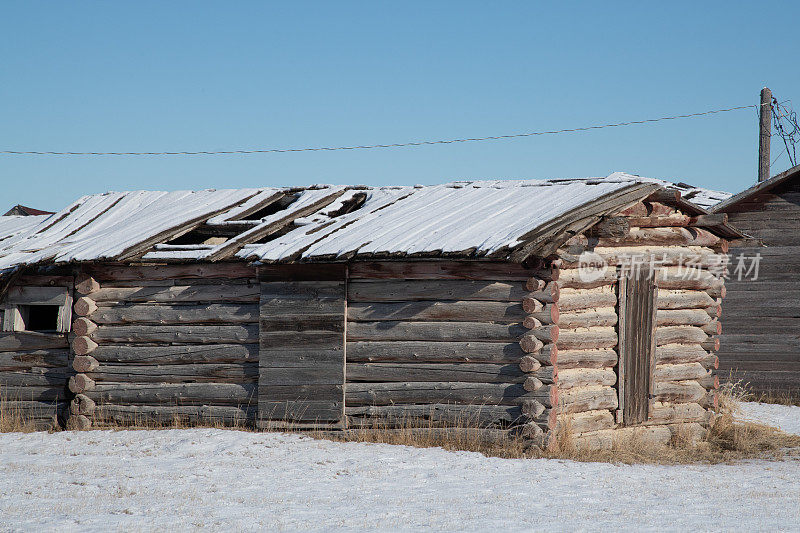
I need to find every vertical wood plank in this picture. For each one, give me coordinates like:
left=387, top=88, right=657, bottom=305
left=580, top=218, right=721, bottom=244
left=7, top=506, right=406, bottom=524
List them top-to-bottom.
left=258, top=265, right=347, bottom=427
left=619, top=265, right=657, bottom=426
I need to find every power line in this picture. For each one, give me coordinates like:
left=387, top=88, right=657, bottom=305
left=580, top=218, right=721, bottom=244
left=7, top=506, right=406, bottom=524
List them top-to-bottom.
left=0, top=102, right=769, bottom=157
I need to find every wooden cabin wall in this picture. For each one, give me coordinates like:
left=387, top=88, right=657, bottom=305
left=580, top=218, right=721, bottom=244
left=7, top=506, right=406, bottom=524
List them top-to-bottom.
left=718, top=179, right=800, bottom=395
left=555, top=199, right=726, bottom=449
left=343, top=261, right=558, bottom=438
left=67, top=263, right=259, bottom=429
left=0, top=270, right=74, bottom=429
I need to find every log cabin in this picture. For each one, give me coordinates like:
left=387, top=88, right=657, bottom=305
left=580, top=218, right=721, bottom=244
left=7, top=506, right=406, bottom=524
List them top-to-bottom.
left=712, top=163, right=800, bottom=397
left=0, top=173, right=740, bottom=449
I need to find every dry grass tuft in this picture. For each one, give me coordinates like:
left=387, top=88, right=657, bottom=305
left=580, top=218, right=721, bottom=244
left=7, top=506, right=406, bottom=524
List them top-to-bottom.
left=0, top=393, right=54, bottom=433
left=315, top=412, right=528, bottom=459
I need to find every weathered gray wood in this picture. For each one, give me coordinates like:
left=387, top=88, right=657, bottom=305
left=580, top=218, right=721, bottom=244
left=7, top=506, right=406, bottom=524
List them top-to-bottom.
left=758, top=87, right=772, bottom=182
left=587, top=216, right=630, bottom=238
left=347, top=261, right=534, bottom=280
left=258, top=263, right=347, bottom=282
left=618, top=265, right=657, bottom=425
left=259, top=278, right=345, bottom=426
left=348, top=280, right=527, bottom=302
left=260, top=281, right=345, bottom=299
left=92, top=284, right=260, bottom=303
left=5, top=286, right=69, bottom=306
left=347, top=300, right=526, bottom=322
left=91, top=304, right=259, bottom=325
left=347, top=321, right=526, bottom=342
left=90, top=325, right=258, bottom=344
left=259, top=331, right=343, bottom=348
left=0, top=332, right=68, bottom=352
left=344, top=341, right=524, bottom=363
left=90, top=344, right=258, bottom=364
left=0, top=350, right=69, bottom=370
left=345, top=362, right=551, bottom=384
left=87, top=363, right=258, bottom=383
left=259, top=365, right=344, bottom=386
left=0, top=369, right=69, bottom=387
left=345, top=381, right=558, bottom=407
left=85, top=382, right=256, bottom=405
left=0, top=386, right=63, bottom=401
left=0, top=400, right=63, bottom=416
left=95, top=403, right=256, bottom=424
left=345, top=404, right=524, bottom=428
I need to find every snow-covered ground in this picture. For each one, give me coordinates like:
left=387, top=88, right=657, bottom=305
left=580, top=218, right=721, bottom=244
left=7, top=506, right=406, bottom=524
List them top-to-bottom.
left=1, top=403, right=799, bottom=532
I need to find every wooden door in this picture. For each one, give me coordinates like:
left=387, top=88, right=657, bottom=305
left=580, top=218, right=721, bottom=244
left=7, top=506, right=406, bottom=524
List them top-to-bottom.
left=257, top=265, right=347, bottom=428
left=617, top=265, right=657, bottom=426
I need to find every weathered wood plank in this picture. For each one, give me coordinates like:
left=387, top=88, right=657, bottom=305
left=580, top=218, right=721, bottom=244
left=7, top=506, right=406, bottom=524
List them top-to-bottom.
left=347, top=261, right=535, bottom=280
left=85, top=263, right=256, bottom=281
left=258, top=263, right=347, bottom=281
left=347, top=280, right=527, bottom=302
left=92, top=284, right=260, bottom=303
left=347, top=300, right=526, bottom=322
left=91, top=304, right=259, bottom=325
left=347, top=321, right=526, bottom=342
left=91, top=325, right=258, bottom=344
left=0, top=332, right=68, bottom=352
left=345, top=341, right=524, bottom=363
left=90, top=344, right=258, bottom=364
left=0, top=350, right=70, bottom=370
left=87, top=363, right=258, bottom=383
left=345, top=363, right=539, bottom=384
left=0, top=370, right=69, bottom=387
left=344, top=382, right=557, bottom=407
left=85, top=383, right=256, bottom=405
left=0, top=386, right=64, bottom=401
left=345, top=403, right=524, bottom=428
left=95, top=404, right=256, bottom=424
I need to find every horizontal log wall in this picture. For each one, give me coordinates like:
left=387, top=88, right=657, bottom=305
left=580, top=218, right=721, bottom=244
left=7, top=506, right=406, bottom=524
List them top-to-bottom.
left=718, top=179, right=800, bottom=395
left=552, top=198, right=725, bottom=443
left=344, top=261, right=556, bottom=433
left=73, top=263, right=259, bottom=428
left=0, top=272, right=73, bottom=429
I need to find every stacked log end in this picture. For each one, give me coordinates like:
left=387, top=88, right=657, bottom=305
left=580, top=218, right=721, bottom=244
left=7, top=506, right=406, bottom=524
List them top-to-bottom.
left=542, top=196, right=726, bottom=451
left=67, top=275, right=101, bottom=430
left=517, top=276, right=560, bottom=435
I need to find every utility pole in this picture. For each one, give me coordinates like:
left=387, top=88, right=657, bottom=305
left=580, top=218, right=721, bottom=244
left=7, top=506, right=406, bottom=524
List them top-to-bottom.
left=758, top=87, right=772, bottom=182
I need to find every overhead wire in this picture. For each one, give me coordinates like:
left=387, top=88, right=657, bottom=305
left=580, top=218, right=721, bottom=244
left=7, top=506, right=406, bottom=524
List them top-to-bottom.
left=0, top=102, right=772, bottom=157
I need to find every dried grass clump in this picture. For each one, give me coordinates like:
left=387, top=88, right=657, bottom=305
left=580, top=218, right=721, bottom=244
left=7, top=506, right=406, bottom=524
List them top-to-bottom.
left=0, top=391, right=53, bottom=433
left=315, top=411, right=528, bottom=459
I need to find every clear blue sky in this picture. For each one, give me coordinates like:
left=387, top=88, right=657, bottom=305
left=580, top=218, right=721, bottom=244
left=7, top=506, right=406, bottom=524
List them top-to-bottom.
left=3, top=1, right=799, bottom=211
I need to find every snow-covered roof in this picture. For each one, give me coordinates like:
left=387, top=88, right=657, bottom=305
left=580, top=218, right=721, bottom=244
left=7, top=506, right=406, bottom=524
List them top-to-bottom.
left=0, top=172, right=733, bottom=273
